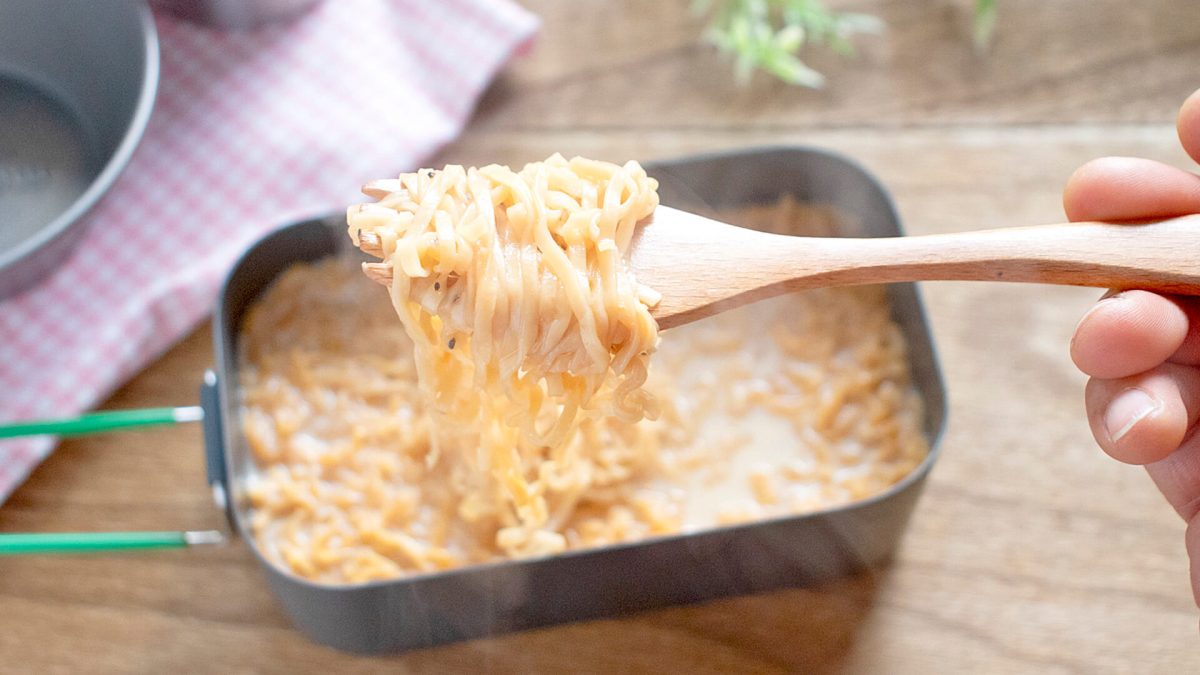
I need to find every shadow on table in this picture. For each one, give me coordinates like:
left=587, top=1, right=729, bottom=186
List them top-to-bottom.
left=403, top=570, right=882, bottom=674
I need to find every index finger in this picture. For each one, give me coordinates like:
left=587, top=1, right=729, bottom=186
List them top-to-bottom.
left=1178, top=88, right=1200, bottom=166
left=1062, top=156, right=1200, bottom=222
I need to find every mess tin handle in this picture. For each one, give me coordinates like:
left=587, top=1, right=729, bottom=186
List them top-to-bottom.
left=200, top=369, right=234, bottom=526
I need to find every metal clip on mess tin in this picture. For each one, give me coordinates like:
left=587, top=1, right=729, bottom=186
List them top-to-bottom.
left=198, top=147, right=948, bottom=654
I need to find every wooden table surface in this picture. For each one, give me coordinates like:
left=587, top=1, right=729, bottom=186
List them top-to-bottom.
left=4, top=1, right=1200, bottom=672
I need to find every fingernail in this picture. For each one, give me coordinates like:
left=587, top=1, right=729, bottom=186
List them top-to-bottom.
left=1104, top=388, right=1160, bottom=442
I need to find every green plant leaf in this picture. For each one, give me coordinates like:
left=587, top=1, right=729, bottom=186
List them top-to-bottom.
left=699, top=0, right=882, bottom=88
left=974, top=0, right=997, bottom=51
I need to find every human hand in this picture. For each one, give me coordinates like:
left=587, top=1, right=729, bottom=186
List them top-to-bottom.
left=1066, top=88, right=1200, bottom=607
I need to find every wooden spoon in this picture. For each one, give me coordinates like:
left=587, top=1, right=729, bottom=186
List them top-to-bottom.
left=354, top=205, right=1200, bottom=330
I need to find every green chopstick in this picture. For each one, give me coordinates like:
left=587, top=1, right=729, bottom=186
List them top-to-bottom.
left=0, top=406, right=203, bottom=440
left=0, top=530, right=224, bottom=555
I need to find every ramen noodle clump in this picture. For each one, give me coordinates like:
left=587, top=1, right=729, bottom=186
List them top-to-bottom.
left=347, top=155, right=662, bottom=557
left=241, top=186, right=929, bottom=584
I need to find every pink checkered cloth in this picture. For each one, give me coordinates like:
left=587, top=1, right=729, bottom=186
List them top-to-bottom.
left=0, top=0, right=538, bottom=502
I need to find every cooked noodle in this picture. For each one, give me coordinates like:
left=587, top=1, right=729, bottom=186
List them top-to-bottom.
left=345, top=155, right=661, bottom=556
left=240, top=186, right=930, bottom=584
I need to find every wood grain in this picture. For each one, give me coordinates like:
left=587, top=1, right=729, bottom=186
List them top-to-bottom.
left=467, top=0, right=1200, bottom=132
left=3, top=1, right=1200, bottom=672
left=360, top=206, right=1200, bottom=329
left=632, top=210, right=1200, bottom=329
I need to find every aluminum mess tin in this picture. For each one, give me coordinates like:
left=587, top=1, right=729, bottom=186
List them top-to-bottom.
left=0, top=0, right=158, bottom=298
left=200, top=147, right=947, bottom=654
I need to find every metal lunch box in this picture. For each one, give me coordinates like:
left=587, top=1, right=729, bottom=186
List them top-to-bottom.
left=199, top=146, right=948, bottom=654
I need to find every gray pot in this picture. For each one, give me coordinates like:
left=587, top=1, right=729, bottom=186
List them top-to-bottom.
left=0, top=0, right=159, bottom=298
left=202, top=146, right=948, bottom=654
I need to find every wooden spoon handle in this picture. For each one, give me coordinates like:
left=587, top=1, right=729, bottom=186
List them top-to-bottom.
left=354, top=209, right=1200, bottom=330
left=796, top=214, right=1200, bottom=294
